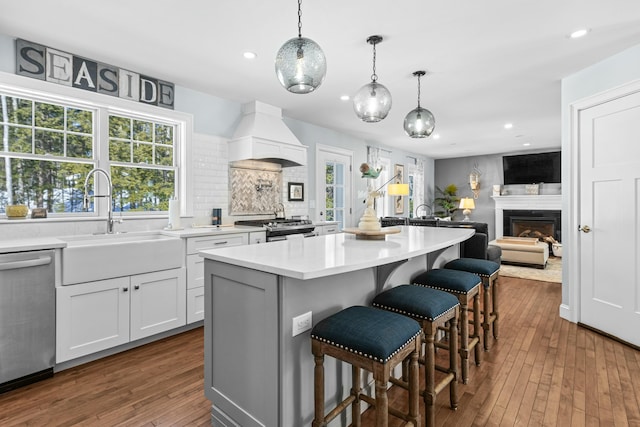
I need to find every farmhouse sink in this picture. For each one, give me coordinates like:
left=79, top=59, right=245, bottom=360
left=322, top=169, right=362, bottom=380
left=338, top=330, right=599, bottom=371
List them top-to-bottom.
left=60, top=231, right=183, bottom=285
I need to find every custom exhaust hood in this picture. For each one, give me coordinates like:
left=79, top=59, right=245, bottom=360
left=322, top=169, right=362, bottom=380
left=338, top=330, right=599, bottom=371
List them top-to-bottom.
left=228, top=101, right=308, bottom=167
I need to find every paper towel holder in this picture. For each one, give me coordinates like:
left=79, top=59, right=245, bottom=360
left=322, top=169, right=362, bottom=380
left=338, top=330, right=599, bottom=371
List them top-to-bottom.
left=164, top=198, right=183, bottom=230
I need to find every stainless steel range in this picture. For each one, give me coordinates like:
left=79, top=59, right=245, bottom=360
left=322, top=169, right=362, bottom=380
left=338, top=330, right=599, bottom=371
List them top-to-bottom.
left=235, top=219, right=316, bottom=242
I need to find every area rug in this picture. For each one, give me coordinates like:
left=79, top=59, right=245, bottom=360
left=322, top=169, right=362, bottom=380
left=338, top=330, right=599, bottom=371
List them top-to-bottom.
left=499, top=256, right=562, bottom=283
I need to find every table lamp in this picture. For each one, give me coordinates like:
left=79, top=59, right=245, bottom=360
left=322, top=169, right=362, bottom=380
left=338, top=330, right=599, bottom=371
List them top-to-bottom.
left=359, top=172, right=409, bottom=231
left=459, top=197, right=475, bottom=221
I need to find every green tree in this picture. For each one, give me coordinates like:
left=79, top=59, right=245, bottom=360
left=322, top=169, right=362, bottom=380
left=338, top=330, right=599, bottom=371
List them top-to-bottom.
left=434, top=184, right=460, bottom=219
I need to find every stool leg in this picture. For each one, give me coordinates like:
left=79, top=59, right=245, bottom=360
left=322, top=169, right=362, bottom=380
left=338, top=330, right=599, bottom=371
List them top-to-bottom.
left=492, top=276, right=500, bottom=340
left=482, top=281, right=492, bottom=351
left=473, top=293, right=482, bottom=366
left=458, top=298, right=470, bottom=384
left=449, top=311, right=459, bottom=410
left=424, top=329, right=436, bottom=427
left=408, top=343, right=421, bottom=427
left=312, top=352, right=325, bottom=427
left=351, top=365, right=361, bottom=427
left=375, top=379, right=389, bottom=427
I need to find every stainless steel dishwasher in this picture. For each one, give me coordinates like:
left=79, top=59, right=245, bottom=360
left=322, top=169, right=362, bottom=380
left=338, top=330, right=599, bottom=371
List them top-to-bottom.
left=0, top=249, right=55, bottom=394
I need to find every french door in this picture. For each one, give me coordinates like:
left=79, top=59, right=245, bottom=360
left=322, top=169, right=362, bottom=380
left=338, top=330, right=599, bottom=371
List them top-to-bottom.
left=315, top=145, right=353, bottom=230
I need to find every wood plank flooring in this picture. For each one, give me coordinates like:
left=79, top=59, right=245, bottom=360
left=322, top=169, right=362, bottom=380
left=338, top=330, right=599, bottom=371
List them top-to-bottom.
left=1, top=276, right=639, bottom=426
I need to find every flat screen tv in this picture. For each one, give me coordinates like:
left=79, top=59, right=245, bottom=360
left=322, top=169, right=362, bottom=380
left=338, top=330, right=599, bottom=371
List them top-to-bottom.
left=502, top=151, right=561, bottom=185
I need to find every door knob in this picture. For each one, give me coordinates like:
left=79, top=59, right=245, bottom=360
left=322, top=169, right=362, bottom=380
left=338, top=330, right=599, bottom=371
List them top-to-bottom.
left=579, top=225, right=591, bottom=233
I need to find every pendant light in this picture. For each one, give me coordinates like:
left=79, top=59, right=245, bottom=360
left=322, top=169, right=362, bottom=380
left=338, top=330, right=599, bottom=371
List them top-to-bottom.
left=275, top=0, right=326, bottom=94
left=353, top=35, right=392, bottom=122
left=403, top=70, right=435, bottom=138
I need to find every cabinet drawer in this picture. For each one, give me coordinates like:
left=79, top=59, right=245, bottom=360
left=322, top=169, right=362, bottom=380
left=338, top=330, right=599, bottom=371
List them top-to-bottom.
left=186, top=234, right=248, bottom=254
left=187, top=254, right=204, bottom=289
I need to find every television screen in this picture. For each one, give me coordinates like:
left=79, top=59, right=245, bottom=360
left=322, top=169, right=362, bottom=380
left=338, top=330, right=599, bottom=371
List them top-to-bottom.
left=502, top=151, right=561, bottom=185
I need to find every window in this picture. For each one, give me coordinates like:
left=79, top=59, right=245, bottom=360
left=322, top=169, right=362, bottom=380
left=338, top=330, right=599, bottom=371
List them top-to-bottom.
left=1, top=85, right=186, bottom=217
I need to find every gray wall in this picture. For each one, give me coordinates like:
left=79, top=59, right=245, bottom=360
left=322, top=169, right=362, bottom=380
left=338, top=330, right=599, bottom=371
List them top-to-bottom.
left=435, top=151, right=561, bottom=241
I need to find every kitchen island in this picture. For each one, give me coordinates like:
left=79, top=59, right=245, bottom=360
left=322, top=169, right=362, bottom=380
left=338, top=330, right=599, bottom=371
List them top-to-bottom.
left=200, top=225, right=474, bottom=427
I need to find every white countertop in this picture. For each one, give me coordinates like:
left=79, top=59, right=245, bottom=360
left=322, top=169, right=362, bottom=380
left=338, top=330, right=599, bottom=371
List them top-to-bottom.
left=160, top=225, right=264, bottom=238
left=200, top=226, right=474, bottom=280
left=0, top=237, right=67, bottom=253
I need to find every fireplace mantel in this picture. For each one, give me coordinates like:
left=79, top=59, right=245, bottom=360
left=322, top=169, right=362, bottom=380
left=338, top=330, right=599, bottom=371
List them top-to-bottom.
left=493, top=195, right=561, bottom=238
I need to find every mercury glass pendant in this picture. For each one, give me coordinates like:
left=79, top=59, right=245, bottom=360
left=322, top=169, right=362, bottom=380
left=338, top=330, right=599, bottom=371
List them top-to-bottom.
left=275, top=0, right=326, bottom=94
left=353, top=35, right=392, bottom=122
left=403, top=70, right=435, bottom=138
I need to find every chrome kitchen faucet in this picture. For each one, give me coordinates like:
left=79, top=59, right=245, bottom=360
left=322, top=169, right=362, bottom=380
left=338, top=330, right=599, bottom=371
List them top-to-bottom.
left=83, top=168, right=115, bottom=234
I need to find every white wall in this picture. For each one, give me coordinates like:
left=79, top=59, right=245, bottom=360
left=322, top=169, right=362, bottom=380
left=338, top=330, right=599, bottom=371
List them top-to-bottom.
left=0, top=33, right=433, bottom=238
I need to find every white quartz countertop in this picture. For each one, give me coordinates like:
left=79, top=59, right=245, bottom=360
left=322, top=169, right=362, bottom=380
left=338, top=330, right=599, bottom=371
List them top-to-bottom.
left=160, top=225, right=263, bottom=238
left=200, top=226, right=474, bottom=280
left=0, top=237, right=66, bottom=253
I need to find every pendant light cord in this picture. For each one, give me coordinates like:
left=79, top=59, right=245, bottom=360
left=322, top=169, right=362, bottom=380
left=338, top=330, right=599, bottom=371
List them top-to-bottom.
left=297, top=0, right=303, bottom=38
left=371, top=41, right=378, bottom=82
left=417, top=73, right=421, bottom=108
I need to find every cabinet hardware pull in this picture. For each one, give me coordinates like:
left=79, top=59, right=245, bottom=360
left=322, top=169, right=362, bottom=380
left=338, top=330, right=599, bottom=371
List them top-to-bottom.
left=214, top=241, right=228, bottom=245
left=134, top=285, right=140, bottom=290
left=123, top=287, right=128, bottom=292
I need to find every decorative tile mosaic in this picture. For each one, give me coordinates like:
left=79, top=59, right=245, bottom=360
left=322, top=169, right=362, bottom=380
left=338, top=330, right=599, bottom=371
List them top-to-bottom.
left=229, top=167, right=282, bottom=215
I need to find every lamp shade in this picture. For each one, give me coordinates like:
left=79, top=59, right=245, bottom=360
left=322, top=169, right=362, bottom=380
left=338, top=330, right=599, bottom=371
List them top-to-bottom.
left=388, top=183, right=410, bottom=196
left=459, top=197, right=475, bottom=210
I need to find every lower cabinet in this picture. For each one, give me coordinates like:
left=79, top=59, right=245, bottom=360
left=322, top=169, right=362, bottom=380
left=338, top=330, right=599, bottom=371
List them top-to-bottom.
left=185, top=233, right=249, bottom=323
left=56, top=267, right=186, bottom=363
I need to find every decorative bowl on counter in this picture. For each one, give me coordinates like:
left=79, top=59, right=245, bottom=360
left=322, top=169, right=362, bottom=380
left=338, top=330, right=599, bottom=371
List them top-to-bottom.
left=6, top=204, right=29, bottom=219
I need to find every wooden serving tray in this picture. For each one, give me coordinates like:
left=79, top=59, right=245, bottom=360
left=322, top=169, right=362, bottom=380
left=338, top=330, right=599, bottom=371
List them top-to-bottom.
left=342, top=227, right=401, bottom=240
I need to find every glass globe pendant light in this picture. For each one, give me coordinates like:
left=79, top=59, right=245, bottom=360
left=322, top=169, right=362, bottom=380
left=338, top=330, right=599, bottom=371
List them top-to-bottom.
left=275, top=0, right=326, bottom=94
left=353, top=35, right=392, bottom=122
left=403, top=70, right=435, bottom=138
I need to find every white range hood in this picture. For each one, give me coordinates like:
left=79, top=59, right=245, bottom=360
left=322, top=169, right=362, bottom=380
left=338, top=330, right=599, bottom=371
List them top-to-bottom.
left=228, top=101, right=307, bottom=167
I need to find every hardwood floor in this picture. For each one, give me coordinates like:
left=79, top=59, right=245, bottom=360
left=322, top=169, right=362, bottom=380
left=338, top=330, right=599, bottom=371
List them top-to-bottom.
left=1, top=276, right=639, bottom=426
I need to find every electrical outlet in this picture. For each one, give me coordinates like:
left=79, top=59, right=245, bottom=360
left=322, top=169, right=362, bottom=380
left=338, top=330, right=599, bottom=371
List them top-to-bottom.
left=292, top=311, right=312, bottom=336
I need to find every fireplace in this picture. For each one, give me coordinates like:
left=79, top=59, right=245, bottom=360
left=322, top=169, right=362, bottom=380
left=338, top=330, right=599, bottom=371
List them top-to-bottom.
left=503, top=210, right=561, bottom=242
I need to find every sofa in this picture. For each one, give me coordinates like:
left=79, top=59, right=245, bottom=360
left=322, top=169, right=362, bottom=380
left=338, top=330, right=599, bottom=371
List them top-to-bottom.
left=382, top=217, right=502, bottom=264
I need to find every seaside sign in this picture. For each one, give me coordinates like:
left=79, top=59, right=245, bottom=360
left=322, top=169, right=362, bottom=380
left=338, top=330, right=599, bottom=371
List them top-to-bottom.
left=15, top=38, right=174, bottom=109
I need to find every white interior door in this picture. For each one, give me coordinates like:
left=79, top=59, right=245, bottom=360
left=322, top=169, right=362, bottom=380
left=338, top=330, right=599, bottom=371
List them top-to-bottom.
left=579, top=89, right=640, bottom=346
left=316, top=145, right=352, bottom=230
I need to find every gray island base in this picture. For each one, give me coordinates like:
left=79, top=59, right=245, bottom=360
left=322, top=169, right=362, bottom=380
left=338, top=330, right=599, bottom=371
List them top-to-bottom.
left=201, top=226, right=474, bottom=427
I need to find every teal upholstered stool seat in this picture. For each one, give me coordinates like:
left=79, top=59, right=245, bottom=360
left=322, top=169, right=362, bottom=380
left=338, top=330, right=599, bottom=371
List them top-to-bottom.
left=444, top=258, right=500, bottom=351
left=413, top=268, right=482, bottom=384
left=372, top=285, right=460, bottom=427
left=311, top=306, right=422, bottom=427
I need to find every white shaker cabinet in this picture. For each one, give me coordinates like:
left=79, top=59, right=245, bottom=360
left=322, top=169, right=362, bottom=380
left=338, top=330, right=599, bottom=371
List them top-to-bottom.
left=314, top=222, right=339, bottom=235
left=185, top=233, right=250, bottom=323
left=56, top=267, right=186, bottom=363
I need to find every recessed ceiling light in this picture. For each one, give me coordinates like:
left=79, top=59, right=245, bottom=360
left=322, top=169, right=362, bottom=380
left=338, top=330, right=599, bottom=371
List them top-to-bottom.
left=569, top=28, right=590, bottom=39
left=243, top=51, right=257, bottom=59
left=340, top=95, right=350, bottom=101
left=504, top=123, right=513, bottom=129
left=432, top=133, right=440, bottom=140
left=523, top=142, right=531, bottom=147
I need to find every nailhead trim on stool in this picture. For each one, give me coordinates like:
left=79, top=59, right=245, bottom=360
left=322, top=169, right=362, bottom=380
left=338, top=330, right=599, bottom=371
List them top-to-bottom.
left=444, top=258, right=500, bottom=351
left=412, top=268, right=482, bottom=384
left=372, top=285, right=460, bottom=427
left=311, top=306, right=422, bottom=427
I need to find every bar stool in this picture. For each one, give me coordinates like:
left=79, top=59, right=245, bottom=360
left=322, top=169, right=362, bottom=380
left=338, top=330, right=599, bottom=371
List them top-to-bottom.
left=444, top=258, right=500, bottom=351
left=412, top=268, right=482, bottom=384
left=372, top=285, right=460, bottom=427
left=311, top=306, right=422, bottom=427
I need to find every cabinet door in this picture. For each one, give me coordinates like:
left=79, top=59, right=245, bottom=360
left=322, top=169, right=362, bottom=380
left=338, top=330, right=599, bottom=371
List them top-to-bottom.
left=323, top=224, right=339, bottom=234
left=130, top=268, right=186, bottom=341
left=56, top=277, right=130, bottom=363
left=187, top=287, right=205, bottom=323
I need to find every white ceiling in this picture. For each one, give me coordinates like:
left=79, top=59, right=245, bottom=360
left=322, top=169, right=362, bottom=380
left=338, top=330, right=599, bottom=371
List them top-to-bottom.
left=2, top=0, right=640, bottom=159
